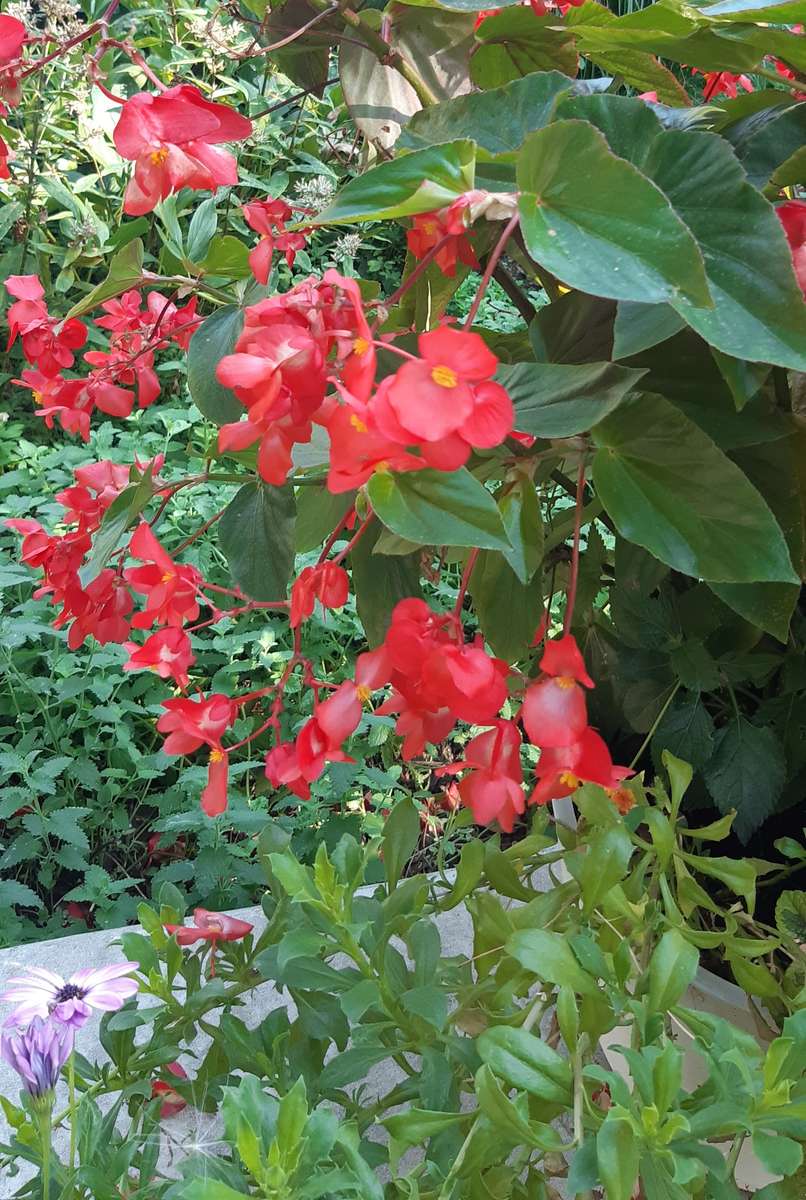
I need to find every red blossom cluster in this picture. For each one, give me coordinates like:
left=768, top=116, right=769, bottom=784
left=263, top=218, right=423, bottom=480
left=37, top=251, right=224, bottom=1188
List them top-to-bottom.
left=0, top=14, right=26, bottom=175
left=694, top=69, right=753, bottom=99
left=407, top=197, right=479, bottom=278
left=243, top=198, right=310, bottom=282
left=777, top=201, right=806, bottom=297
left=9, top=281, right=199, bottom=440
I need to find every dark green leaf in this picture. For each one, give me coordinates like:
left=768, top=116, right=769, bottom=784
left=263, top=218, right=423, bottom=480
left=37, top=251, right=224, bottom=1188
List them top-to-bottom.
left=470, top=9, right=577, bottom=86
left=401, top=70, right=574, bottom=154
left=517, top=121, right=710, bottom=306
left=643, top=129, right=806, bottom=371
left=187, top=197, right=218, bottom=264
left=200, top=236, right=251, bottom=279
left=63, top=239, right=145, bottom=320
left=530, top=290, right=616, bottom=364
left=612, top=303, right=685, bottom=359
left=187, top=306, right=245, bottom=425
left=498, top=360, right=645, bottom=437
left=591, top=394, right=798, bottom=584
left=367, top=468, right=511, bottom=552
left=500, top=477, right=543, bottom=585
left=218, top=482, right=296, bottom=602
left=351, top=521, right=422, bottom=647
left=652, top=691, right=715, bottom=772
left=703, top=719, right=786, bottom=843
left=382, top=797, right=420, bottom=891
left=506, top=929, right=600, bottom=996
left=477, top=1026, right=572, bottom=1103
left=597, top=1117, right=640, bottom=1200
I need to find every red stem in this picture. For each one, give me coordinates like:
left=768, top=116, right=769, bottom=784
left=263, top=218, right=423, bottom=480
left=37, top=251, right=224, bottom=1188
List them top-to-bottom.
left=18, top=0, right=121, bottom=79
left=463, top=213, right=520, bottom=331
left=371, top=234, right=456, bottom=331
left=562, top=456, right=586, bottom=637
left=332, top=512, right=373, bottom=563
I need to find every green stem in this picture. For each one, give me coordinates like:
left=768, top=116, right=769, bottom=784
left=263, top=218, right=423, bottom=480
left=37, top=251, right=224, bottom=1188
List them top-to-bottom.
left=628, top=682, right=681, bottom=771
left=68, top=1053, right=76, bottom=1173
left=39, top=1100, right=53, bottom=1199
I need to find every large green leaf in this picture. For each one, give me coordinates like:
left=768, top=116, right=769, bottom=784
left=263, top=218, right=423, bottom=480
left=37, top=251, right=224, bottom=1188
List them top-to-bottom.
left=565, top=4, right=690, bottom=107
left=470, top=9, right=578, bottom=87
left=400, top=71, right=574, bottom=154
left=554, top=92, right=663, bottom=167
left=723, top=102, right=806, bottom=190
left=517, top=121, right=711, bottom=306
left=642, top=128, right=806, bottom=371
left=312, top=141, right=475, bottom=225
left=63, top=239, right=145, bottom=321
left=530, top=291, right=616, bottom=364
left=612, top=303, right=685, bottom=359
left=187, top=306, right=245, bottom=425
left=498, top=360, right=645, bottom=438
left=591, top=394, right=798, bottom=584
left=367, top=468, right=511, bottom=551
left=218, top=482, right=296, bottom=602
left=351, top=521, right=422, bottom=647
left=469, top=551, right=543, bottom=660
left=703, top=718, right=786, bottom=843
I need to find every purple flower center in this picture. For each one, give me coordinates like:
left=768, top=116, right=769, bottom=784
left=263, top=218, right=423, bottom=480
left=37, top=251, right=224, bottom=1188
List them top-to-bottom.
left=54, top=983, right=85, bottom=1004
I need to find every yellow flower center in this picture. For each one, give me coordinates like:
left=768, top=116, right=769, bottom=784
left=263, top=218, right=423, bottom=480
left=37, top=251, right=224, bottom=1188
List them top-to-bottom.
left=150, top=145, right=170, bottom=166
left=352, top=336, right=370, bottom=356
left=431, top=364, right=458, bottom=389
left=349, top=413, right=368, bottom=434
left=374, top=460, right=390, bottom=473
left=161, top=571, right=175, bottom=583
left=555, top=675, right=576, bottom=690
left=357, top=684, right=372, bottom=703
left=209, top=748, right=225, bottom=764
left=559, top=771, right=579, bottom=788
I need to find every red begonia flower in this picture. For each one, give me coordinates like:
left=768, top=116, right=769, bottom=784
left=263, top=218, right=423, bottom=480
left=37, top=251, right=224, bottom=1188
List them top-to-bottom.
left=0, top=15, right=25, bottom=64
left=693, top=69, right=753, bottom=100
left=113, top=84, right=252, bottom=216
left=243, top=198, right=303, bottom=281
left=407, top=198, right=478, bottom=278
left=777, top=201, right=806, bottom=298
left=5, top=274, right=87, bottom=377
left=386, top=327, right=498, bottom=442
left=325, top=396, right=423, bottom=493
left=124, top=523, right=202, bottom=629
left=290, top=562, right=349, bottom=627
left=124, top=627, right=195, bottom=687
left=540, top=634, right=594, bottom=688
left=521, top=675, right=588, bottom=748
left=157, top=694, right=238, bottom=755
left=436, top=719, right=525, bottom=831
left=529, top=727, right=615, bottom=807
left=201, top=747, right=229, bottom=817
left=164, top=908, right=252, bottom=945
left=152, top=1062, right=189, bottom=1118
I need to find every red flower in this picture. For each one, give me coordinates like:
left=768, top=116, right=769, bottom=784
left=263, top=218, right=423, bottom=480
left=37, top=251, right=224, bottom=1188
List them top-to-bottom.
left=0, top=15, right=26, bottom=65
left=693, top=69, right=753, bottom=100
left=113, top=84, right=252, bottom=216
left=0, top=131, right=10, bottom=179
left=243, top=198, right=307, bottom=281
left=407, top=198, right=478, bottom=278
left=777, top=200, right=806, bottom=298
left=5, top=275, right=87, bottom=377
left=386, top=327, right=499, bottom=442
left=325, top=396, right=423, bottom=493
left=124, top=523, right=202, bottom=629
left=290, top=562, right=349, bottom=627
left=55, top=568, right=134, bottom=650
left=124, top=627, right=195, bottom=687
left=521, top=634, right=594, bottom=749
left=265, top=681, right=362, bottom=799
left=157, top=693, right=238, bottom=755
left=436, top=719, right=525, bottom=831
left=529, top=727, right=615, bottom=806
left=201, top=747, right=229, bottom=817
left=165, top=908, right=253, bottom=945
left=152, top=1062, right=189, bottom=1118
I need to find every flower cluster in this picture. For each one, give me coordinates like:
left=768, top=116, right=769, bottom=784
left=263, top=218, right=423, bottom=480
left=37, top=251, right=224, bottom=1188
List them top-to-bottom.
left=0, top=13, right=26, bottom=175
left=243, top=197, right=309, bottom=282
left=9, top=280, right=199, bottom=440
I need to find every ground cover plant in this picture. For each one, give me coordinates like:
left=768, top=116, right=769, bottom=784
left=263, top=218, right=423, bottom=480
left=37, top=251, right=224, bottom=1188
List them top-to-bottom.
left=0, top=0, right=805, bottom=1192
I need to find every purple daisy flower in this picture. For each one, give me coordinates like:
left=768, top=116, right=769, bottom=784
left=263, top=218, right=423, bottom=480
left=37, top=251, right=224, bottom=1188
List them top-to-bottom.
left=0, top=963, right=139, bottom=1030
left=1, top=1016, right=73, bottom=1098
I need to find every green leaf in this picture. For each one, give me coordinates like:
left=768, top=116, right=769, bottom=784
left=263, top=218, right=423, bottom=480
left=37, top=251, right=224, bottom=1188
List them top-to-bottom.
left=565, top=7, right=690, bottom=106
left=470, top=9, right=578, bottom=86
left=400, top=70, right=574, bottom=154
left=555, top=92, right=663, bottom=167
left=724, top=102, right=806, bottom=190
left=517, top=121, right=710, bottom=306
left=642, top=129, right=806, bottom=371
left=313, top=141, right=475, bottom=225
left=186, top=197, right=218, bottom=264
left=200, top=235, right=251, bottom=279
left=63, top=239, right=145, bottom=320
left=530, top=290, right=616, bottom=364
left=612, top=303, right=685, bottom=359
left=187, top=306, right=245, bottom=424
left=498, top=360, right=645, bottom=438
left=591, top=394, right=798, bottom=584
left=79, top=465, right=156, bottom=587
left=367, top=468, right=511, bottom=552
left=499, top=477, right=543, bottom=584
left=218, top=482, right=296, bottom=602
left=295, top=486, right=354, bottom=555
left=351, top=520, right=422, bottom=648
left=469, top=549, right=542, bottom=660
left=652, top=691, right=714, bottom=771
left=703, top=718, right=786, bottom=843
left=382, top=797, right=420, bottom=891
left=568, top=823, right=633, bottom=915
left=0, top=880, right=43, bottom=909
left=776, top=891, right=806, bottom=943
left=506, top=929, right=600, bottom=996
left=647, top=929, right=699, bottom=1013
left=401, top=984, right=448, bottom=1030
left=477, top=1027, right=572, bottom=1106
left=319, top=1046, right=392, bottom=1090
left=381, top=1109, right=465, bottom=1144
left=597, top=1116, right=639, bottom=1200
left=752, top=1132, right=803, bottom=1179
left=178, top=1182, right=248, bottom=1200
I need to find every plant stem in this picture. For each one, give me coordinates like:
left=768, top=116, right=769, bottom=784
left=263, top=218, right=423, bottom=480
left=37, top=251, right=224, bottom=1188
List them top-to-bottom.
left=463, top=213, right=521, bottom=330
left=562, top=454, right=587, bottom=637
left=628, top=682, right=681, bottom=771
left=68, top=1053, right=76, bottom=1172
left=39, top=1099, right=53, bottom=1198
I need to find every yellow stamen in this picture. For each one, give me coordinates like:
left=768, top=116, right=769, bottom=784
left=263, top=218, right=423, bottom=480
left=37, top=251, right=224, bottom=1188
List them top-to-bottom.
left=150, top=146, right=170, bottom=166
left=352, top=336, right=370, bottom=356
left=431, top=364, right=458, bottom=389
left=32, top=390, right=43, bottom=404
left=349, top=413, right=368, bottom=434
left=374, top=460, right=390, bottom=473
left=161, top=571, right=175, bottom=583
left=555, top=675, right=576, bottom=690
left=357, top=684, right=372, bottom=703
left=209, top=748, right=225, bottom=764
left=559, top=771, right=579, bottom=788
